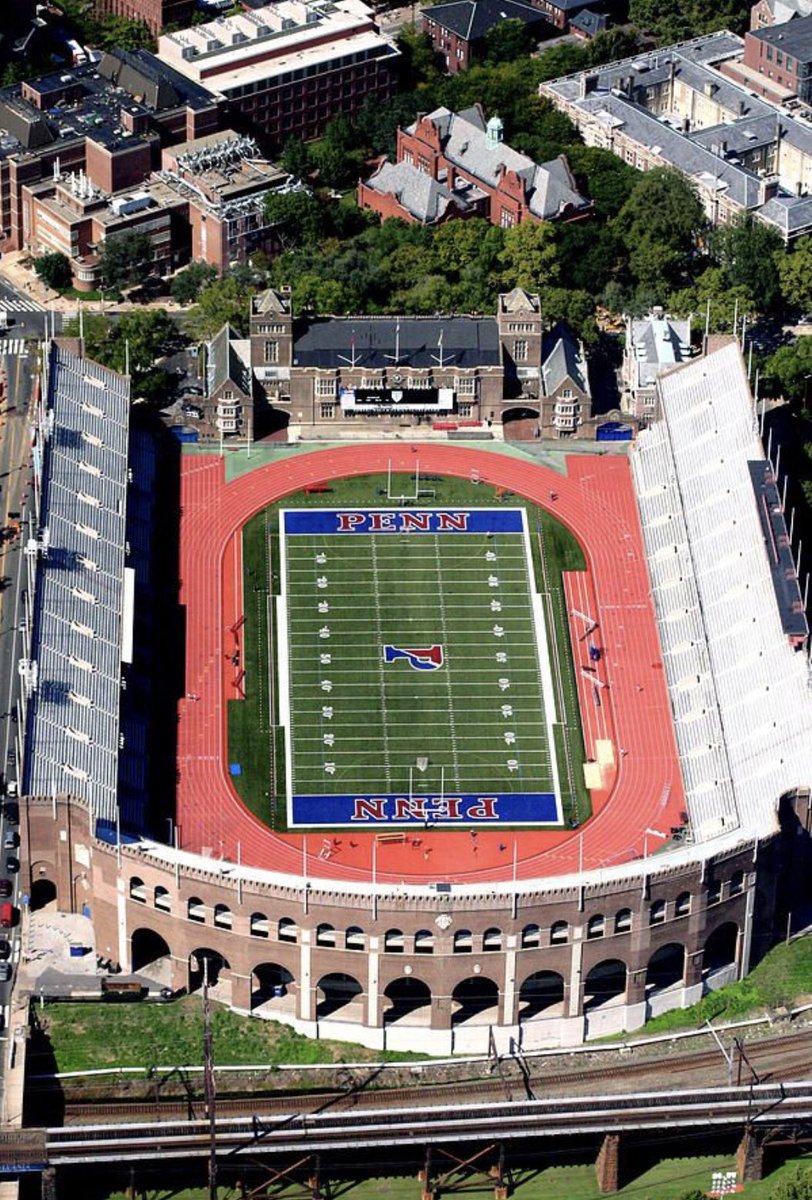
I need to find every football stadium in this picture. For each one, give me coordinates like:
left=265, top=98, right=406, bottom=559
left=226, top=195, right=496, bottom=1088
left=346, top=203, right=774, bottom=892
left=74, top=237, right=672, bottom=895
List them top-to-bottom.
left=15, top=332, right=812, bottom=1053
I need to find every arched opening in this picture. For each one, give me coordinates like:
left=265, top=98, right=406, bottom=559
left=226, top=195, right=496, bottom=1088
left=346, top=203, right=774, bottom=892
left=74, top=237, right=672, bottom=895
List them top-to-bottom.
left=502, top=406, right=540, bottom=442
left=730, top=870, right=745, bottom=896
left=129, top=877, right=147, bottom=903
left=30, top=879, right=57, bottom=911
left=154, top=886, right=171, bottom=913
left=675, top=892, right=691, bottom=918
left=187, top=896, right=205, bottom=923
left=649, top=900, right=666, bottom=926
left=213, top=903, right=232, bottom=930
left=614, top=909, right=632, bottom=934
left=250, top=912, right=269, bottom=938
left=586, top=914, right=605, bottom=940
left=278, top=917, right=297, bottom=942
left=550, top=920, right=569, bottom=944
left=704, top=922, right=739, bottom=972
left=315, top=923, right=336, bottom=947
left=521, top=924, right=540, bottom=948
left=345, top=926, right=364, bottom=951
left=131, top=928, right=171, bottom=974
left=483, top=928, right=502, bottom=952
left=384, top=929, right=404, bottom=953
left=414, top=929, right=434, bottom=954
left=453, top=929, right=473, bottom=953
left=646, top=943, right=686, bottom=992
left=188, top=948, right=230, bottom=994
left=584, top=959, right=627, bottom=1011
left=251, top=963, right=295, bottom=1010
left=519, top=970, right=565, bottom=1021
left=316, top=972, right=363, bottom=1020
left=451, top=976, right=499, bottom=1026
left=383, top=977, right=431, bottom=1025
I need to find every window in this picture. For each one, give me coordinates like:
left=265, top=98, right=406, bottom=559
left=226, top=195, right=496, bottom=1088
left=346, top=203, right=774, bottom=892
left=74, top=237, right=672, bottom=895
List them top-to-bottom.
left=776, top=51, right=783, bottom=65
left=500, top=209, right=515, bottom=228
left=508, top=322, right=534, bottom=333
left=513, top=339, right=528, bottom=362
left=263, top=340, right=278, bottom=364
left=361, top=376, right=383, bottom=389
left=456, top=376, right=475, bottom=395
left=316, top=378, right=336, bottom=396
left=560, top=388, right=573, bottom=399
left=222, top=389, right=234, bottom=400
left=320, top=403, right=335, bottom=420
left=459, top=403, right=473, bottom=418
left=729, top=870, right=745, bottom=896
left=129, top=877, right=146, bottom=903
left=707, top=880, right=722, bottom=905
left=154, top=886, right=171, bottom=913
left=675, top=892, right=691, bottom=918
left=187, top=897, right=205, bottom=923
left=649, top=899, right=666, bottom=926
left=213, top=903, right=233, bottom=930
left=614, top=908, right=632, bottom=934
left=250, top=912, right=269, bottom=938
left=586, top=914, right=605, bottom=939
left=278, top=917, right=298, bottom=942
left=550, top=920, right=569, bottom=945
left=316, top=923, right=336, bottom=947
left=521, top=923, right=541, bottom=948
left=346, top=926, right=364, bottom=950
left=483, top=927, right=502, bottom=952
left=384, top=929, right=404, bottom=953
left=415, top=929, right=434, bottom=954
left=453, top=929, right=473, bottom=953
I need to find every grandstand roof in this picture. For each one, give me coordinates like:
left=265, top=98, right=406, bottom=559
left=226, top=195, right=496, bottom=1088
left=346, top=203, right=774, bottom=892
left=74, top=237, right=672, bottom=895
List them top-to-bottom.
left=633, top=340, right=812, bottom=843
left=23, top=344, right=131, bottom=827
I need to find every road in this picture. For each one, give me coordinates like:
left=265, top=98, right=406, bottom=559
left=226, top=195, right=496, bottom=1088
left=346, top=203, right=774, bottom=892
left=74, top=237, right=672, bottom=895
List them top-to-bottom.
left=0, top=274, right=54, bottom=344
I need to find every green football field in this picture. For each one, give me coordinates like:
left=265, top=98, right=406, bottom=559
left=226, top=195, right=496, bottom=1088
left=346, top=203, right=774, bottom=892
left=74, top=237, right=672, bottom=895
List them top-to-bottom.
left=279, top=509, right=562, bottom=826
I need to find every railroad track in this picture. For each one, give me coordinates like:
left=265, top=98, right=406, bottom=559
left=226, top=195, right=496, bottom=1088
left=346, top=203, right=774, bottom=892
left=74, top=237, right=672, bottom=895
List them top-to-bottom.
left=56, top=1030, right=812, bottom=1126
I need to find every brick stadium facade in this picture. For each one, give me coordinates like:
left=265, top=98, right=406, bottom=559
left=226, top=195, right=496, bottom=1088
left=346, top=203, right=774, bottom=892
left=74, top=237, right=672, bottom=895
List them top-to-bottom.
left=19, top=793, right=809, bottom=1052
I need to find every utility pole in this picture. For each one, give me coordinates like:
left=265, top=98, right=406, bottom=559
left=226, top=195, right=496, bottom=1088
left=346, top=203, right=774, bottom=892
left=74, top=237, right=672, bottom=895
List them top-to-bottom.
left=203, top=956, right=218, bottom=1200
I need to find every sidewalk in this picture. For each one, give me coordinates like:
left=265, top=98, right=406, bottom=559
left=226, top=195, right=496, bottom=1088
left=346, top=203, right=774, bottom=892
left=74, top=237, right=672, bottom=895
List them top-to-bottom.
left=0, top=251, right=189, bottom=317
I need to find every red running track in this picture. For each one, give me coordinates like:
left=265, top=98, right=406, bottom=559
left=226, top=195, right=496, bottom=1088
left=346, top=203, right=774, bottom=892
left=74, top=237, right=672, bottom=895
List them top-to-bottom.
left=176, top=444, right=685, bottom=884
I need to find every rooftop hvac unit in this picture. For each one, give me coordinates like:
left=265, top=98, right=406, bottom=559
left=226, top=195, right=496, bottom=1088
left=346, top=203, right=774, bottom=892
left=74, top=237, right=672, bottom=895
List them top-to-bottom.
left=182, top=45, right=196, bottom=59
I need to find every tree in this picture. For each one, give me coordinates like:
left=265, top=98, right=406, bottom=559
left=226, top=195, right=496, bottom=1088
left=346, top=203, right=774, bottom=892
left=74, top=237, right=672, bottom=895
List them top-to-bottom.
left=97, top=16, right=155, bottom=51
left=484, top=19, right=536, bottom=65
left=586, top=27, right=641, bottom=66
left=309, top=116, right=365, bottom=189
left=280, top=138, right=313, bottom=182
left=567, top=146, right=638, bottom=218
left=613, top=167, right=706, bottom=290
left=264, top=191, right=326, bottom=248
left=712, top=214, right=783, bottom=311
left=498, top=220, right=559, bottom=291
left=98, top=231, right=154, bottom=291
left=778, top=235, right=812, bottom=314
left=33, top=252, right=72, bottom=292
left=170, top=262, right=218, bottom=305
left=668, top=266, right=755, bottom=333
left=185, top=276, right=256, bottom=339
left=539, top=286, right=598, bottom=345
left=61, top=309, right=176, bottom=401
left=763, top=337, right=812, bottom=405
left=768, top=1166, right=812, bottom=1200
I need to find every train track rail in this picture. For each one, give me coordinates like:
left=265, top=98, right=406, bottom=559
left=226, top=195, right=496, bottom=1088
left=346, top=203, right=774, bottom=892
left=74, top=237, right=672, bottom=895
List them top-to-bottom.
left=55, top=1031, right=812, bottom=1126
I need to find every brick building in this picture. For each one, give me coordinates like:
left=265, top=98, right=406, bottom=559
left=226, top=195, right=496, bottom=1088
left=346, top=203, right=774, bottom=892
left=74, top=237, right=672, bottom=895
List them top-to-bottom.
left=91, top=0, right=197, bottom=37
left=157, top=0, right=400, bottom=148
left=421, top=0, right=551, bottom=73
left=751, top=0, right=812, bottom=29
left=739, top=15, right=812, bottom=102
left=0, top=52, right=219, bottom=255
left=359, top=105, right=591, bottom=229
left=621, top=307, right=692, bottom=425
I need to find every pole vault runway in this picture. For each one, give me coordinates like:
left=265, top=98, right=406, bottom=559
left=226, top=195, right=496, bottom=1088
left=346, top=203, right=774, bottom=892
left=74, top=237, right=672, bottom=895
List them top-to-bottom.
left=176, top=444, right=685, bottom=885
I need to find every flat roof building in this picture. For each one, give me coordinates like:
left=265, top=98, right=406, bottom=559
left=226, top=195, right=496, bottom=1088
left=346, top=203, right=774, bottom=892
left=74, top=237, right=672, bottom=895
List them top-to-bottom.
left=158, top=0, right=400, bottom=147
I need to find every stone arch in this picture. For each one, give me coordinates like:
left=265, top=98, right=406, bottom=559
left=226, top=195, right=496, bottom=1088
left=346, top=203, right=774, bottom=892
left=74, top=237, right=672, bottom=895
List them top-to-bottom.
left=502, top=407, right=540, bottom=441
left=129, top=876, right=147, bottom=903
left=30, top=878, right=57, bottom=911
left=154, top=886, right=171, bottom=913
left=213, top=903, right=232, bottom=930
left=250, top=912, right=269, bottom=938
left=278, top=916, right=297, bottom=942
left=315, top=922, right=336, bottom=947
left=704, top=922, right=739, bottom=972
left=521, top=923, right=541, bottom=948
left=131, top=927, right=171, bottom=973
left=482, top=927, right=502, bottom=952
left=384, top=928, right=404, bottom=953
left=414, top=929, right=434, bottom=954
left=453, top=929, right=473, bottom=953
left=646, top=942, right=686, bottom=992
left=188, top=947, right=230, bottom=993
left=584, top=958, right=627, bottom=1011
left=251, top=962, right=295, bottom=1010
left=518, top=970, right=565, bottom=1021
left=316, top=972, right=363, bottom=1020
left=451, top=976, right=499, bottom=1026
left=383, top=977, right=431, bottom=1026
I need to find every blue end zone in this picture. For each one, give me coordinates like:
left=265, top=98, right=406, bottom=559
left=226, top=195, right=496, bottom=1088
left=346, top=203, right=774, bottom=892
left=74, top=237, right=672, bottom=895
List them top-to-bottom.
left=284, top=509, right=526, bottom=535
left=291, top=792, right=560, bottom=827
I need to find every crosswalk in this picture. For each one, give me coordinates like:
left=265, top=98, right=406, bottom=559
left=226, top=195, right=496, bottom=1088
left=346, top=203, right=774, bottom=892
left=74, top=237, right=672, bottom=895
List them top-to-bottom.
left=0, top=296, right=45, bottom=313
left=0, top=338, right=28, bottom=357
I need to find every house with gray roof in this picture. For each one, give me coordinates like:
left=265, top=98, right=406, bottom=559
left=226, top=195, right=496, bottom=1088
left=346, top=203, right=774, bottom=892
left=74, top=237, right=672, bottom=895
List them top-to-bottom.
left=421, top=0, right=552, bottom=73
left=359, top=104, right=591, bottom=230
left=622, top=307, right=692, bottom=423
left=200, top=324, right=255, bottom=442
left=539, top=324, right=592, bottom=436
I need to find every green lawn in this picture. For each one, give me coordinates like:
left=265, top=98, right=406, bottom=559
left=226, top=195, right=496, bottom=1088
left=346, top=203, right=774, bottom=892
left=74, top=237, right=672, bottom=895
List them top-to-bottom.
left=226, top=474, right=590, bottom=831
left=31, top=997, right=415, bottom=1074
left=102, top=1154, right=812, bottom=1200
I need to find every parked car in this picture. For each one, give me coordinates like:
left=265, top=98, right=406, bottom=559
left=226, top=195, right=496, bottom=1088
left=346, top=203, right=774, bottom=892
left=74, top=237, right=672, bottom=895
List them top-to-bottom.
left=180, top=385, right=204, bottom=396
left=3, top=802, right=18, bottom=824
left=3, top=831, right=18, bottom=850
left=5, top=857, right=18, bottom=874
left=0, top=880, right=11, bottom=898
left=0, top=939, right=10, bottom=960
left=0, top=962, right=12, bottom=982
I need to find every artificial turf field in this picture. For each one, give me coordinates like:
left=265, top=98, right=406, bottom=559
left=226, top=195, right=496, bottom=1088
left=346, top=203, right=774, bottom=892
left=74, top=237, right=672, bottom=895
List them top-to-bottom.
left=227, top=474, right=589, bottom=832
left=279, top=507, right=560, bottom=827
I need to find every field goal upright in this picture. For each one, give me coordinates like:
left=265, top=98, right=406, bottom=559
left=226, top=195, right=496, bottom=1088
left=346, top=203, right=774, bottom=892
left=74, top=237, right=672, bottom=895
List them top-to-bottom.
left=386, top=457, right=420, bottom=503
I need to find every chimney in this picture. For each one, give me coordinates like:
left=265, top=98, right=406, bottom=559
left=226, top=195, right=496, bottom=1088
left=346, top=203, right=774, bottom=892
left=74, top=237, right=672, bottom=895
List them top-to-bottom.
left=758, top=175, right=780, bottom=204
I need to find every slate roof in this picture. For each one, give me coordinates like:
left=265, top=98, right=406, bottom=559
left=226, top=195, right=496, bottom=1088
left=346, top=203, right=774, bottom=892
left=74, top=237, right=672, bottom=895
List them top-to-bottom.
left=422, top=0, right=549, bottom=40
left=570, top=8, right=607, bottom=35
left=749, top=12, right=812, bottom=58
left=406, top=106, right=591, bottom=220
left=363, top=158, right=476, bottom=223
left=629, top=311, right=691, bottom=388
left=293, top=317, right=501, bottom=369
left=207, top=324, right=252, bottom=396
left=541, top=325, right=589, bottom=395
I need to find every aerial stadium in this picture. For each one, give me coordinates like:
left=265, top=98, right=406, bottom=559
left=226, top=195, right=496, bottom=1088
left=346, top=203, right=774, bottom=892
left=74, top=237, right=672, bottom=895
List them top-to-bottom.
left=14, top=317, right=812, bottom=1055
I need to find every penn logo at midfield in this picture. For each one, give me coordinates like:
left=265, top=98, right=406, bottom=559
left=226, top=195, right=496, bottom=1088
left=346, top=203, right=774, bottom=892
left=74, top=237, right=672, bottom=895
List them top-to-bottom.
left=383, top=645, right=444, bottom=671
